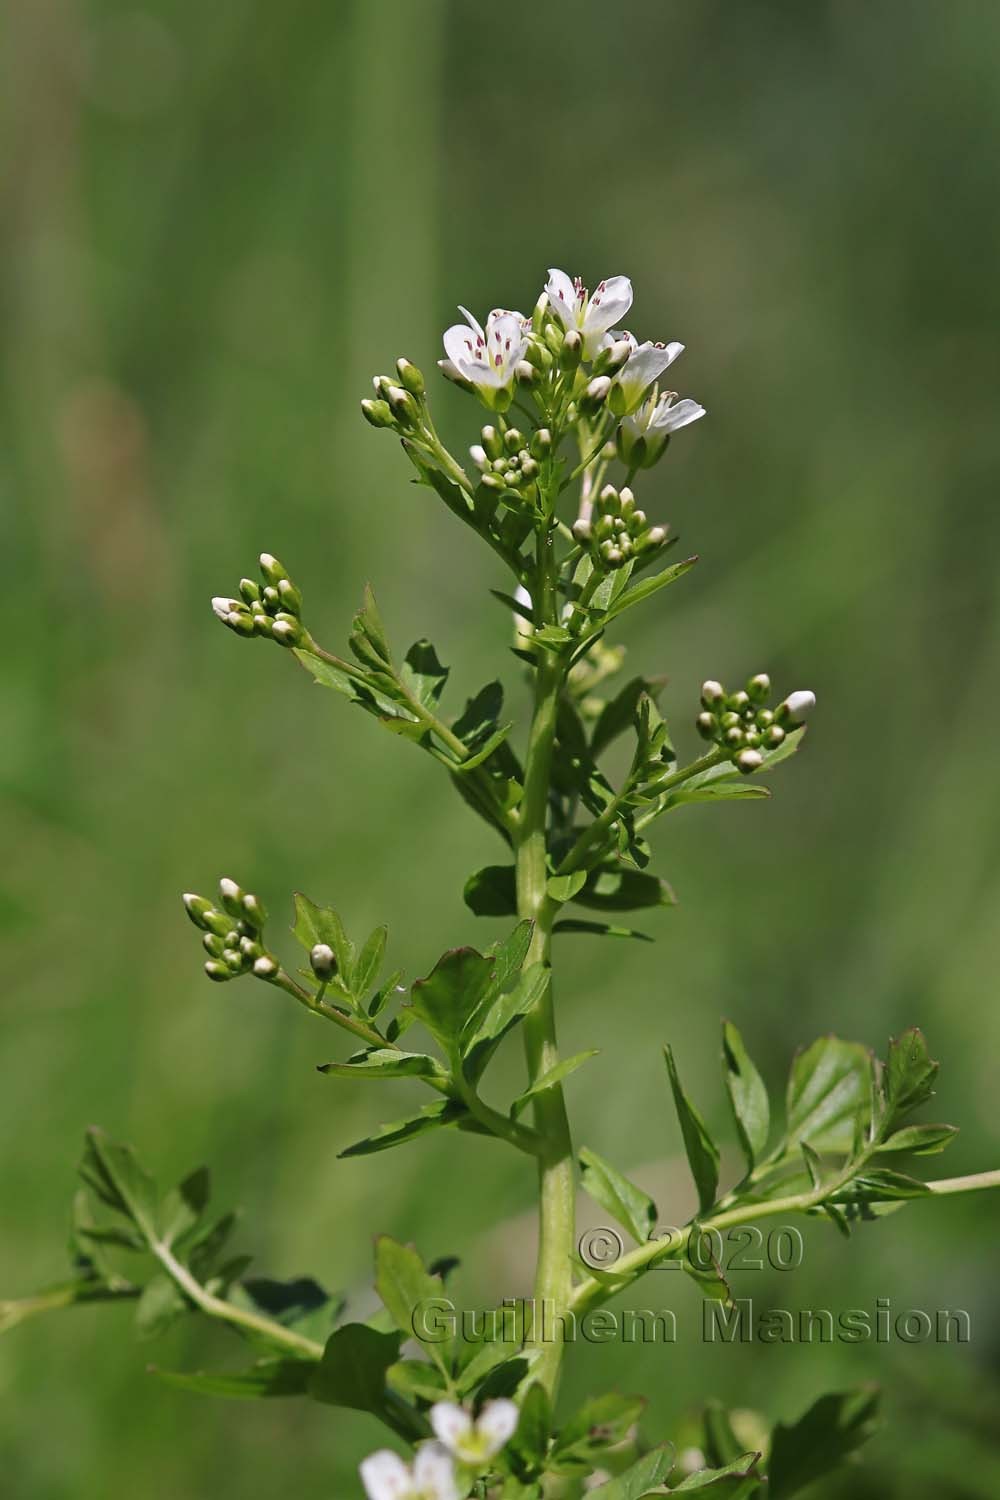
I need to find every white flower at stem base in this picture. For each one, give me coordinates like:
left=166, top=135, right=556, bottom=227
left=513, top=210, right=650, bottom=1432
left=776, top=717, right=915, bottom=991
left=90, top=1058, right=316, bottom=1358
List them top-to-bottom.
left=545, top=268, right=633, bottom=359
left=441, top=306, right=529, bottom=410
left=608, top=335, right=685, bottom=415
left=618, top=386, right=707, bottom=468
left=430, top=1399, right=519, bottom=1465
left=359, top=1442, right=459, bottom=1500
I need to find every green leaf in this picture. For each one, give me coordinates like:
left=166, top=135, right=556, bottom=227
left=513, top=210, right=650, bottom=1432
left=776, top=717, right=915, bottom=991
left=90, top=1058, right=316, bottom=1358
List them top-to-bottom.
left=602, top=556, right=697, bottom=623
left=400, top=639, right=449, bottom=708
left=294, top=649, right=418, bottom=724
left=591, top=676, right=664, bottom=759
left=455, top=723, right=514, bottom=772
left=464, top=864, right=518, bottom=917
left=573, top=868, right=676, bottom=913
left=546, top=870, right=587, bottom=904
left=291, top=893, right=355, bottom=979
left=486, top=919, right=535, bottom=993
left=553, top=919, right=653, bottom=941
left=352, top=926, right=387, bottom=1000
left=409, top=947, right=496, bottom=1057
left=464, top=962, right=549, bottom=1072
left=721, top=1022, right=770, bottom=1169
left=883, top=1028, right=938, bottom=1128
left=785, top=1038, right=872, bottom=1154
left=664, top=1045, right=720, bottom=1214
left=318, top=1048, right=444, bottom=1082
left=510, top=1051, right=599, bottom=1118
left=338, top=1099, right=467, bottom=1157
left=876, top=1122, right=957, bottom=1155
left=78, top=1128, right=160, bottom=1244
left=579, top=1147, right=656, bottom=1245
left=159, top=1167, right=211, bottom=1249
left=831, top=1168, right=931, bottom=1203
left=683, top=1231, right=733, bottom=1308
left=374, top=1237, right=451, bottom=1375
left=135, top=1273, right=187, bottom=1339
left=237, top=1277, right=336, bottom=1340
left=308, top=1322, right=402, bottom=1418
left=156, top=1358, right=314, bottom=1400
left=386, top=1359, right=449, bottom=1404
left=509, top=1380, right=552, bottom=1466
left=768, top=1386, right=881, bottom=1500
left=554, top=1392, right=647, bottom=1463
left=588, top=1446, right=674, bottom=1498
left=672, top=1453, right=761, bottom=1493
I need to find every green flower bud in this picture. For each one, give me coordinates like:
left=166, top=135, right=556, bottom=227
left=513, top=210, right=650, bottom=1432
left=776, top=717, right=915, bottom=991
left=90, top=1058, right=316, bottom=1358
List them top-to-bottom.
left=559, top=329, right=583, bottom=370
left=593, top=339, right=632, bottom=375
left=395, top=357, right=425, bottom=397
left=514, top=360, right=537, bottom=386
left=579, top=376, right=612, bottom=415
left=386, top=385, right=419, bottom=428
left=361, top=398, right=395, bottom=429
left=479, top=425, right=503, bottom=459
left=616, top=425, right=648, bottom=469
left=503, top=428, right=524, bottom=453
left=530, top=428, right=552, bottom=459
left=520, top=456, right=539, bottom=481
left=598, top=484, right=621, bottom=516
left=619, top=487, right=636, bottom=518
left=572, top=518, right=592, bottom=542
left=259, top=553, right=289, bottom=585
left=239, top=578, right=260, bottom=605
left=276, top=578, right=302, bottom=616
left=261, top=585, right=280, bottom=611
left=212, top=598, right=256, bottom=637
left=271, top=617, right=301, bottom=647
left=747, top=673, right=771, bottom=702
left=700, top=680, right=725, bottom=709
left=727, top=690, right=750, bottom=712
left=776, top=690, right=817, bottom=725
left=755, top=708, right=775, bottom=728
left=719, top=711, right=741, bottom=730
left=696, top=712, right=717, bottom=740
left=765, top=724, right=786, bottom=748
left=724, top=726, right=745, bottom=747
left=745, top=729, right=762, bottom=748
left=736, top=748, right=763, bottom=773
left=218, top=877, right=244, bottom=918
left=183, top=892, right=218, bottom=931
left=241, top=892, right=267, bottom=929
left=202, top=933, right=225, bottom=957
left=238, top=935, right=262, bottom=960
left=310, top=943, right=337, bottom=980
left=222, top=947, right=244, bottom=973
left=253, top=954, right=279, bottom=980
left=204, top=960, right=232, bottom=983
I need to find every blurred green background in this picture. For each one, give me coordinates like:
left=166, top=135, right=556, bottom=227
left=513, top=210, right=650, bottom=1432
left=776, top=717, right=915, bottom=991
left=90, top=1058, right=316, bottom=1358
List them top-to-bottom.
left=3, top=1, right=999, bottom=1495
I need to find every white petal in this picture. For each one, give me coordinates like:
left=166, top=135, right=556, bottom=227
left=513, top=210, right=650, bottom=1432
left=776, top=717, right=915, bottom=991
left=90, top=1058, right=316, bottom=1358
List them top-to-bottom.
left=545, top=267, right=579, bottom=329
left=581, top=275, right=633, bottom=341
left=458, top=305, right=486, bottom=342
left=485, top=309, right=529, bottom=380
left=443, top=321, right=484, bottom=373
left=608, top=327, right=638, bottom=352
left=616, top=342, right=682, bottom=408
left=652, top=397, right=707, bottom=433
left=514, top=584, right=533, bottom=610
left=475, top=1398, right=519, bottom=1456
left=430, top=1401, right=473, bottom=1452
left=413, top=1442, right=460, bottom=1500
left=359, top=1450, right=413, bottom=1500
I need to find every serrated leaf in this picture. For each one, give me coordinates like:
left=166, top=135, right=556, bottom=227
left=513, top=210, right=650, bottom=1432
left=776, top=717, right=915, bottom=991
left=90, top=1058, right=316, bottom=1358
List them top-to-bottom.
left=464, top=864, right=518, bottom=917
left=573, top=868, right=675, bottom=913
left=408, top=947, right=496, bottom=1057
left=721, top=1022, right=770, bottom=1170
left=884, top=1028, right=938, bottom=1128
left=785, top=1037, right=872, bottom=1154
left=664, top=1045, right=720, bottom=1214
left=318, top=1049, right=445, bottom=1082
left=510, top=1051, right=599, bottom=1118
left=338, top=1099, right=467, bottom=1157
left=579, top=1147, right=656, bottom=1244
left=156, top=1358, right=314, bottom=1399
left=768, top=1386, right=881, bottom=1500
left=588, top=1446, right=674, bottom=1498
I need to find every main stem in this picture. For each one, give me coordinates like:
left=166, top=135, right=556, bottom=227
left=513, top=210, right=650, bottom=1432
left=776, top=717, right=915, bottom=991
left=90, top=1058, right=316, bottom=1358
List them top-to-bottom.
left=517, top=529, right=575, bottom=1399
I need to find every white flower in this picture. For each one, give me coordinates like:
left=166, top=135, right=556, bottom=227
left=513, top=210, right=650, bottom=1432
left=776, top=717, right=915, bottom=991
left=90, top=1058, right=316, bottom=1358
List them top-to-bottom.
left=545, top=268, right=633, bottom=358
left=442, top=306, right=529, bottom=406
left=609, top=336, right=685, bottom=415
left=618, top=386, right=706, bottom=467
left=777, top=690, right=816, bottom=724
left=430, top=1399, right=519, bottom=1464
left=359, top=1443, right=459, bottom=1500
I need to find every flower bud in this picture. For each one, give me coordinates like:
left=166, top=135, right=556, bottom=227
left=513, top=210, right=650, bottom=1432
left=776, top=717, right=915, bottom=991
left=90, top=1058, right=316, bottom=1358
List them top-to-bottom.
left=531, top=290, right=548, bottom=333
left=559, top=329, right=583, bottom=370
left=594, top=339, right=632, bottom=375
left=395, top=357, right=425, bottom=397
left=514, top=360, right=537, bottom=386
left=579, top=376, right=612, bottom=415
left=386, top=385, right=419, bottom=429
left=361, top=398, right=395, bottom=429
left=616, top=426, right=648, bottom=469
left=530, top=428, right=552, bottom=459
left=501, top=430, right=522, bottom=455
left=469, top=445, right=489, bottom=472
left=619, top=487, right=636, bottom=518
left=572, top=518, right=592, bottom=542
left=258, top=553, right=289, bottom=585
left=239, top=578, right=260, bottom=605
left=275, top=579, right=301, bottom=617
left=271, top=618, right=300, bottom=647
left=747, top=672, right=770, bottom=702
left=700, top=681, right=725, bottom=709
left=727, top=690, right=750, bottom=712
left=777, top=690, right=816, bottom=725
left=755, top=708, right=774, bottom=728
left=696, top=712, right=717, bottom=740
left=765, top=724, right=786, bottom=748
left=724, top=726, right=744, bottom=747
left=736, top=748, right=763, bottom=774
left=218, top=877, right=244, bottom=918
left=241, top=892, right=267, bottom=929
left=183, top=893, right=218, bottom=931
left=202, top=933, right=225, bottom=957
left=239, top=935, right=263, bottom=960
left=310, top=943, right=337, bottom=980
left=222, top=947, right=244, bottom=973
left=253, top=954, right=279, bottom=980
left=204, top=960, right=232, bottom=983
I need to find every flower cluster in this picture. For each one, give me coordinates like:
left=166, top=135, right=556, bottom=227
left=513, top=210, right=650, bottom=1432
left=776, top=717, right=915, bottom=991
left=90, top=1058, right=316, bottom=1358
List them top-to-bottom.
left=469, top=423, right=549, bottom=502
left=572, top=481, right=668, bottom=569
left=212, top=553, right=305, bottom=648
left=696, top=675, right=816, bottom=772
left=182, top=879, right=279, bottom=983
left=360, top=1400, right=518, bottom=1500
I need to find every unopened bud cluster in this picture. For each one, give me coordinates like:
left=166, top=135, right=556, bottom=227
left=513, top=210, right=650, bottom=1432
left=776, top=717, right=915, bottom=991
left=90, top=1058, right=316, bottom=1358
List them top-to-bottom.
left=362, top=358, right=428, bottom=433
left=470, top=425, right=549, bottom=503
left=573, top=484, right=668, bottom=570
left=212, top=554, right=305, bottom=648
left=696, top=675, right=816, bottom=773
left=183, top=879, right=279, bottom=983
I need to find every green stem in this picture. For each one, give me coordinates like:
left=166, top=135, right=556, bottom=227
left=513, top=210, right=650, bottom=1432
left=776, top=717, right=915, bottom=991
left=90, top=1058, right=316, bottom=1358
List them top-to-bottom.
left=517, top=531, right=576, bottom=1399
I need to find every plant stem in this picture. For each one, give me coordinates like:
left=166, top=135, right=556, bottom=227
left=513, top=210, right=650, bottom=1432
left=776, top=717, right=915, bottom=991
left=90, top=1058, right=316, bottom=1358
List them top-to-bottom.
left=517, top=529, right=576, bottom=1398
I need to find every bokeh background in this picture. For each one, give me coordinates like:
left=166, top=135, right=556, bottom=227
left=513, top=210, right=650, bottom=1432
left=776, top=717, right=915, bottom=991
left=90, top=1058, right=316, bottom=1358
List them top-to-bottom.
left=3, top=1, right=999, bottom=1495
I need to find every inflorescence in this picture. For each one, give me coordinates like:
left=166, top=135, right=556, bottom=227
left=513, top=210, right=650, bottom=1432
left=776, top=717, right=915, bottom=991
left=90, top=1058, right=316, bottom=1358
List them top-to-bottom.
left=696, top=675, right=816, bottom=773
